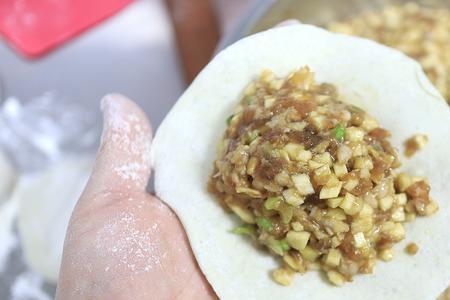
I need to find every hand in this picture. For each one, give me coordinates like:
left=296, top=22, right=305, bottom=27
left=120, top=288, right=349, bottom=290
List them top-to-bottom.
left=56, top=18, right=302, bottom=299
left=55, top=94, right=217, bottom=300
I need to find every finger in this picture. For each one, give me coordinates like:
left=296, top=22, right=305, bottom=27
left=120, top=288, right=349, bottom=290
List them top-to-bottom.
left=97, top=93, right=152, bottom=190
left=81, top=94, right=153, bottom=210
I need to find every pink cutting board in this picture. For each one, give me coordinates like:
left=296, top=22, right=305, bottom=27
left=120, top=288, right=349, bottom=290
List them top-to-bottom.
left=0, top=0, right=134, bottom=58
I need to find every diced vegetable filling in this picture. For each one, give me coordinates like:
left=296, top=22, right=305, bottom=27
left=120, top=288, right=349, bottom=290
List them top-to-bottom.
left=329, top=3, right=450, bottom=104
left=208, top=67, right=438, bottom=286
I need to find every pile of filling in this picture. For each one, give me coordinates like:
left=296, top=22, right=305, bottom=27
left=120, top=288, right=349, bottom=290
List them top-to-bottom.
left=329, top=2, right=450, bottom=103
left=208, top=67, right=438, bottom=286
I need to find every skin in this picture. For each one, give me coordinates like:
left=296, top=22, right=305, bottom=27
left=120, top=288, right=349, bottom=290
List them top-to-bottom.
left=56, top=94, right=217, bottom=300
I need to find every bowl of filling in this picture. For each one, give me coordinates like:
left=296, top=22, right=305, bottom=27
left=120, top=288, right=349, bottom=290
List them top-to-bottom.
left=220, top=0, right=450, bottom=104
left=152, top=22, right=450, bottom=299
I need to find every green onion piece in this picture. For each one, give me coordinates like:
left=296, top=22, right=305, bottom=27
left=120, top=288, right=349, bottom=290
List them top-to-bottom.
left=245, top=96, right=255, bottom=105
left=349, top=105, right=363, bottom=112
left=226, top=114, right=234, bottom=125
left=334, top=124, right=346, bottom=142
left=248, top=131, right=259, bottom=143
left=262, top=142, right=273, bottom=156
left=373, top=143, right=383, bottom=151
left=264, top=196, right=281, bottom=210
left=279, top=204, right=294, bottom=224
left=256, top=217, right=273, bottom=231
left=232, top=225, right=256, bottom=237
left=267, top=238, right=290, bottom=255
left=280, top=239, right=291, bottom=252
left=268, top=243, right=282, bottom=255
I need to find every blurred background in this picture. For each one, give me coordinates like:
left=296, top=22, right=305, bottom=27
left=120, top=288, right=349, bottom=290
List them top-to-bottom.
left=0, top=0, right=448, bottom=299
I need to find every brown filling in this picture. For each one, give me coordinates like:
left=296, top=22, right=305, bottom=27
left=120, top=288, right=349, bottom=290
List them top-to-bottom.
left=208, top=67, right=438, bottom=286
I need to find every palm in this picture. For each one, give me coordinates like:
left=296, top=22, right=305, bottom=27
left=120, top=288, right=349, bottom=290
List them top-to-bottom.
left=56, top=95, right=216, bottom=300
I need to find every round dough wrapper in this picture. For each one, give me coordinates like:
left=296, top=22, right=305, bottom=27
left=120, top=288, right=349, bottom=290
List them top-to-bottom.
left=152, top=24, right=450, bottom=300
left=15, top=156, right=93, bottom=282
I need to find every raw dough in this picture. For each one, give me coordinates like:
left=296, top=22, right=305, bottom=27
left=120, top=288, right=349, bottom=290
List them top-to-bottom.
left=153, top=24, right=450, bottom=300
left=15, top=156, right=93, bottom=282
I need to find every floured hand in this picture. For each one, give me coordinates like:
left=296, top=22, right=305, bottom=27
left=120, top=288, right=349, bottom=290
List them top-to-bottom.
left=55, top=94, right=217, bottom=300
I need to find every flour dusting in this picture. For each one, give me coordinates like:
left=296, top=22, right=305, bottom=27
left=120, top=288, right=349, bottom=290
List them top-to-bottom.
left=100, top=95, right=152, bottom=189
left=114, top=162, right=143, bottom=182
left=95, top=210, right=164, bottom=275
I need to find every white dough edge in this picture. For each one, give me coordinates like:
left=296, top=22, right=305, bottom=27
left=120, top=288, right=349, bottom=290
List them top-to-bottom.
left=152, top=24, right=450, bottom=300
